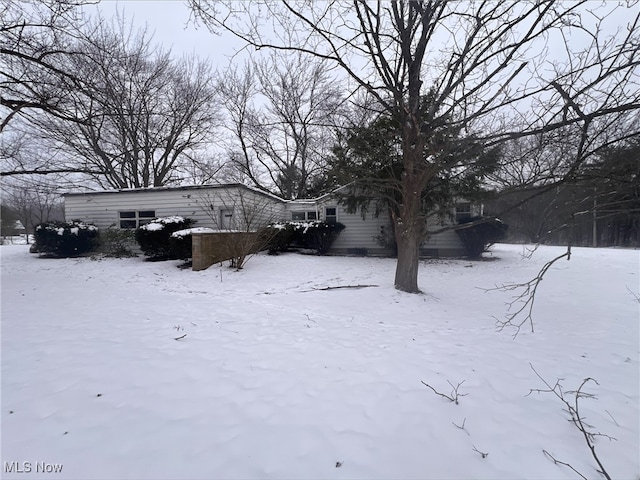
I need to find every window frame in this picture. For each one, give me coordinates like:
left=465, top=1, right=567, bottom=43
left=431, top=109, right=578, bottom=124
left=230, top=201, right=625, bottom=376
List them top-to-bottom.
left=455, top=204, right=472, bottom=221
left=325, top=206, right=338, bottom=224
left=118, top=210, right=156, bottom=229
left=291, top=211, right=318, bottom=222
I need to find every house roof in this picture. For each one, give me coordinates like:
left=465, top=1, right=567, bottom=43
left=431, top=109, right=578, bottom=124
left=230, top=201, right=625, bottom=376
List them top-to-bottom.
left=63, top=182, right=353, bottom=204
left=63, top=183, right=286, bottom=203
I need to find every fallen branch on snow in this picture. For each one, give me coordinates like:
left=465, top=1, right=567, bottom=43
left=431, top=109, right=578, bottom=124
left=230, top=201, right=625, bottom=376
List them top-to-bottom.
left=300, top=284, right=379, bottom=292
left=527, top=363, right=615, bottom=480
left=421, top=379, right=467, bottom=405
left=472, top=445, right=489, bottom=458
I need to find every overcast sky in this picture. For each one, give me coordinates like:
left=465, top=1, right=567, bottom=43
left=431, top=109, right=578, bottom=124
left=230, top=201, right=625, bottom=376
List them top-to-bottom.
left=82, top=0, right=248, bottom=69
left=82, top=1, right=636, bottom=77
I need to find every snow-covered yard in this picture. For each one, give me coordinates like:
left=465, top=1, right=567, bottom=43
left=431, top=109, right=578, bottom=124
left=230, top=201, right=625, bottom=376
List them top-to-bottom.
left=1, top=244, right=638, bottom=479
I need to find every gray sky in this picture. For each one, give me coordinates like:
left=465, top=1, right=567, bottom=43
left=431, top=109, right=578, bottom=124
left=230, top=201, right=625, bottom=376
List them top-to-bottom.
left=82, top=0, right=248, bottom=68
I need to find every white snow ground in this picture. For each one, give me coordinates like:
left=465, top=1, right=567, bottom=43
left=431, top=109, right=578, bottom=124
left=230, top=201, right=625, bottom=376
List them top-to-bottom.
left=1, top=244, right=638, bottom=480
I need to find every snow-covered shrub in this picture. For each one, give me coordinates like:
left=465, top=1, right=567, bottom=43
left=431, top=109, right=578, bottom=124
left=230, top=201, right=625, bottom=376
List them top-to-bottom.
left=135, top=216, right=194, bottom=260
left=455, top=216, right=508, bottom=259
left=34, top=220, right=99, bottom=257
left=263, top=221, right=345, bottom=255
left=301, top=221, right=346, bottom=254
left=261, top=222, right=296, bottom=254
left=168, top=227, right=216, bottom=261
left=170, top=227, right=218, bottom=263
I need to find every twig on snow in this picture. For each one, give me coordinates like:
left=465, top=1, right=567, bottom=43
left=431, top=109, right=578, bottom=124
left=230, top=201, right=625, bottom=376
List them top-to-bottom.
left=300, top=284, right=379, bottom=292
left=626, top=285, right=640, bottom=303
left=174, top=334, right=187, bottom=340
left=421, top=379, right=467, bottom=405
left=604, top=410, right=619, bottom=427
left=452, top=418, right=470, bottom=436
left=472, top=445, right=489, bottom=458
left=543, top=450, right=588, bottom=480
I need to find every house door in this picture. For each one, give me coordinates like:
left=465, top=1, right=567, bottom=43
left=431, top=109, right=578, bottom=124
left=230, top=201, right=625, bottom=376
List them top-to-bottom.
left=220, top=209, right=234, bottom=230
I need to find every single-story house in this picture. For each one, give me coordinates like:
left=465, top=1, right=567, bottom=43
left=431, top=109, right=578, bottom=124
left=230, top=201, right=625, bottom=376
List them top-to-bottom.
left=64, top=183, right=481, bottom=257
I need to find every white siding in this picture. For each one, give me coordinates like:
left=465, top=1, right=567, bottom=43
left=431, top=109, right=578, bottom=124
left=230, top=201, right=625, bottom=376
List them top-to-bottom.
left=65, top=184, right=468, bottom=256
left=64, top=186, right=285, bottom=232
left=285, top=201, right=319, bottom=222
left=330, top=203, right=391, bottom=253
left=423, top=215, right=465, bottom=252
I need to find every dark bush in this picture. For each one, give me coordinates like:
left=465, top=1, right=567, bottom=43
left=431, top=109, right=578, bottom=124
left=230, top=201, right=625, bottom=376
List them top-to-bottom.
left=135, top=216, right=194, bottom=260
left=455, top=216, right=508, bottom=259
left=34, top=220, right=99, bottom=257
left=263, top=221, right=345, bottom=255
left=298, top=221, right=346, bottom=254
left=262, top=223, right=296, bottom=254
left=168, top=229, right=194, bottom=260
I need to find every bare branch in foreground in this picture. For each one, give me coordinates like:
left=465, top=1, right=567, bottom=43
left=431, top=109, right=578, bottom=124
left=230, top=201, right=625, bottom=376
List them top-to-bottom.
left=483, top=246, right=571, bottom=337
left=528, top=364, right=615, bottom=480
left=421, top=379, right=467, bottom=405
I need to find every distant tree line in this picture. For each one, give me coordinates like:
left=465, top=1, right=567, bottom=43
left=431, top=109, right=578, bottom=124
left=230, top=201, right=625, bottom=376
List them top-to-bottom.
left=487, top=139, right=640, bottom=248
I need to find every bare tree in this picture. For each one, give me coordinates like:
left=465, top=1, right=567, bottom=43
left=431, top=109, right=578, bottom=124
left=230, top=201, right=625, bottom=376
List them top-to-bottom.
left=0, top=0, right=94, bottom=133
left=189, top=1, right=640, bottom=293
left=2, top=10, right=221, bottom=188
left=34, top=17, right=219, bottom=188
left=217, top=52, right=344, bottom=199
left=1, top=178, right=65, bottom=241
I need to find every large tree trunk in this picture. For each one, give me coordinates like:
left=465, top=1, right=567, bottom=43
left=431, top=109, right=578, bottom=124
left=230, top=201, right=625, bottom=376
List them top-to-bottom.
left=394, top=116, right=426, bottom=293
left=394, top=216, right=421, bottom=293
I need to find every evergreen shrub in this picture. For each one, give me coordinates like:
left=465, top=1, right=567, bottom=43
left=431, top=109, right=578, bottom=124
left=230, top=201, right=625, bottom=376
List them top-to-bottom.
left=135, top=216, right=194, bottom=260
left=456, top=216, right=508, bottom=259
left=34, top=220, right=99, bottom=257
left=263, top=221, right=345, bottom=255
left=262, top=223, right=295, bottom=254
left=168, top=228, right=197, bottom=260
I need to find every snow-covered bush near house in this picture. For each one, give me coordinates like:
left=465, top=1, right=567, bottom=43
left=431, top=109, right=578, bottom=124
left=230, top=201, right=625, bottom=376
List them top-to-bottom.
left=135, top=216, right=194, bottom=260
left=33, top=220, right=98, bottom=257
left=35, top=220, right=97, bottom=234
left=264, top=221, right=346, bottom=254
left=1, top=244, right=638, bottom=480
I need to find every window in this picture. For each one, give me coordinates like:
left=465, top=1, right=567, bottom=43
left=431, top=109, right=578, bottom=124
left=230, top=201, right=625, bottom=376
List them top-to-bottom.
left=455, top=204, right=472, bottom=221
left=325, top=207, right=337, bottom=224
left=119, top=210, right=156, bottom=229
left=291, top=211, right=317, bottom=221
